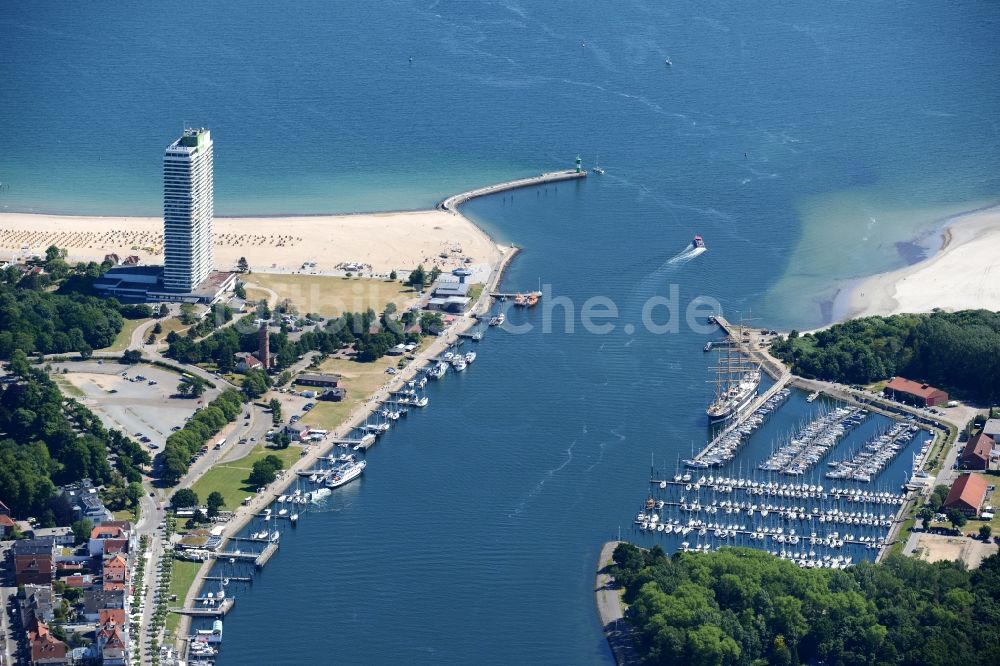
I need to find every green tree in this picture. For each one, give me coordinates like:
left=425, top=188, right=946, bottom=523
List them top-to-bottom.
left=237, top=257, right=249, bottom=273
left=408, top=265, right=426, bottom=290
left=389, top=269, right=397, bottom=280
left=234, top=280, right=247, bottom=299
left=179, top=303, right=197, bottom=325
left=158, top=304, right=170, bottom=318
left=153, top=322, right=163, bottom=335
left=79, top=344, right=93, bottom=359
left=9, top=349, right=31, bottom=376
left=122, top=349, right=143, bottom=364
left=242, top=369, right=270, bottom=400
left=178, top=374, right=207, bottom=398
left=269, top=398, right=282, bottom=424
left=171, top=488, right=199, bottom=508
left=206, top=491, right=225, bottom=518
left=947, top=508, right=968, bottom=531
left=71, top=519, right=93, bottom=546
left=980, top=524, right=992, bottom=541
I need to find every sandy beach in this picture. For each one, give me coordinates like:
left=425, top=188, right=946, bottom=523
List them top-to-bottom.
left=838, top=205, right=1000, bottom=320
left=0, top=209, right=501, bottom=277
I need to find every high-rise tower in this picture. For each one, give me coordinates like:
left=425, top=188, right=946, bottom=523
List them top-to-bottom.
left=163, top=128, right=214, bottom=292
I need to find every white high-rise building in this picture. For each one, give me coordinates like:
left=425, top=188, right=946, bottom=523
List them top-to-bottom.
left=163, top=128, right=214, bottom=292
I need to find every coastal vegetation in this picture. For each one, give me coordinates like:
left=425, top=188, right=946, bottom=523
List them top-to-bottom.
left=247, top=273, right=415, bottom=319
left=165, top=308, right=421, bottom=369
left=771, top=310, right=1000, bottom=402
left=0, top=351, right=151, bottom=519
left=160, top=389, right=245, bottom=484
left=190, top=443, right=299, bottom=509
left=611, top=543, right=1000, bottom=666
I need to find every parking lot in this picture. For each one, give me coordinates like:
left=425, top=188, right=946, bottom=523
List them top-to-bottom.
left=52, top=360, right=221, bottom=448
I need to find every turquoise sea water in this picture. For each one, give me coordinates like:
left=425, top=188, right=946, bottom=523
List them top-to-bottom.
left=3, top=1, right=999, bottom=663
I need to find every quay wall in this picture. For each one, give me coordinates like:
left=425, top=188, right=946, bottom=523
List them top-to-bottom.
left=174, top=216, right=522, bottom=649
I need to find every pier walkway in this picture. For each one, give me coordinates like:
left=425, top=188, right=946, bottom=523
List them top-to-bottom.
left=438, top=169, right=586, bottom=213
left=713, top=315, right=788, bottom=380
left=691, top=373, right=792, bottom=465
left=596, top=541, right=641, bottom=666
left=168, top=598, right=235, bottom=617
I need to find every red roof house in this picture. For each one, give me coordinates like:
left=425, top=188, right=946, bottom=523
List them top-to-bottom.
left=883, top=377, right=949, bottom=407
left=960, top=432, right=995, bottom=470
left=944, top=473, right=989, bottom=516
left=27, top=618, right=68, bottom=665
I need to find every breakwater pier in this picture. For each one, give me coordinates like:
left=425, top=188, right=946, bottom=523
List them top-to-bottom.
left=438, top=168, right=586, bottom=213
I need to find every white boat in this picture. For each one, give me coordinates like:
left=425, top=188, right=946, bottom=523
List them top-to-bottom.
left=592, top=154, right=605, bottom=175
left=489, top=313, right=505, bottom=327
left=464, top=351, right=476, bottom=364
left=452, top=358, right=467, bottom=372
left=413, top=396, right=429, bottom=408
left=326, top=459, right=367, bottom=488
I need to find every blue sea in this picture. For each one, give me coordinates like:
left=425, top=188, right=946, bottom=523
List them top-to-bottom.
left=2, top=1, right=999, bottom=663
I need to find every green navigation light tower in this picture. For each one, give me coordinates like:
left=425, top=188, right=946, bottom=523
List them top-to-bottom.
left=575, top=155, right=582, bottom=173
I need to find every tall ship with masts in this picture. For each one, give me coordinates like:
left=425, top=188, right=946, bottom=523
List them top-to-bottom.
left=706, top=321, right=761, bottom=423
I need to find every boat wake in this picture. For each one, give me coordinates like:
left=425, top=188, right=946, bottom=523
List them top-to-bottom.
left=666, top=245, right=707, bottom=265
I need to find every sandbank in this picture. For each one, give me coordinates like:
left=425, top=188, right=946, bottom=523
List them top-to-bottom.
left=838, top=205, right=1000, bottom=319
left=0, top=209, right=502, bottom=278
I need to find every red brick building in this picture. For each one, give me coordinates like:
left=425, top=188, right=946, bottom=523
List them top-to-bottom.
left=883, top=377, right=949, bottom=407
left=960, top=432, right=995, bottom=470
left=944, top=473, right=989, bottom=517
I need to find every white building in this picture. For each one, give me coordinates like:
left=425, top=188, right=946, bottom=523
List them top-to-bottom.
left=163, top=128, right=214, bottom=292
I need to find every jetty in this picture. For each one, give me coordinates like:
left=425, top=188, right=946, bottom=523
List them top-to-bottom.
left=439, top=168, right=587, bottom=213
left=688, top=380, right=792, bottom=467
left=169, top=598, right=235, bottom=617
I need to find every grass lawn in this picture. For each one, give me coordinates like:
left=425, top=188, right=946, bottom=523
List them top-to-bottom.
left=248, top=274, right=417, bottom=318
left=157, top=316, right=190, bottom=339
left=100, top=317, right=150, bottom=352
left=300, top=357, right=391, bottom=431
left=53, top=376, right=85, bottom=398
left=190, top=443, right=303, bottom=509
left=165, top=559, right=202, bottom=636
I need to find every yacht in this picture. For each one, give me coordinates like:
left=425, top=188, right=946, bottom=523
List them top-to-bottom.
left=692, top=235, right=705, bottom=249
left=464, top=351, right=477, bottom=364
left=452, top=358, right=467, bottom=372
left=326, top=459, right=367, bottom=489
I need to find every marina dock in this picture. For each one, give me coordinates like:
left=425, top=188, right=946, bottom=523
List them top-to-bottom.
left=438, top=168, right=586, bottom=213
left=169, top=598, right=235, bottom=617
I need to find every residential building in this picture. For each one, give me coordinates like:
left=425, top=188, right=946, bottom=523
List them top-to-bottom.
left=163, top=128, right=214, bottom=292
left=235, top=351, right=263, bottom=372
left=883, top=377, right=949, bottom=407
left=984, top=418, right=1000, bottom=440
left=960, top=432, right=995, bottom=470
left=943, top=473, right=989, bottom=517
left=61, top=480, right=113, bottom=523
left=0, top=499, right=14, bottom=537
left=28, top=526, right=74, bottom=546
left=14, top=538, right=55, bottom=586
left=21, top=584, right=56, bottom=624
left=84, top=587, right=125, bottom=623
left=26, top=618, right=68, bottom=666
left=96, top=619, right=129, bottom=666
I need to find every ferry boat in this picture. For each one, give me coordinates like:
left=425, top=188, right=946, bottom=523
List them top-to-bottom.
left=692, top=235, right=706, bottom=249
left=326, top=459, right=367, bottom=489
